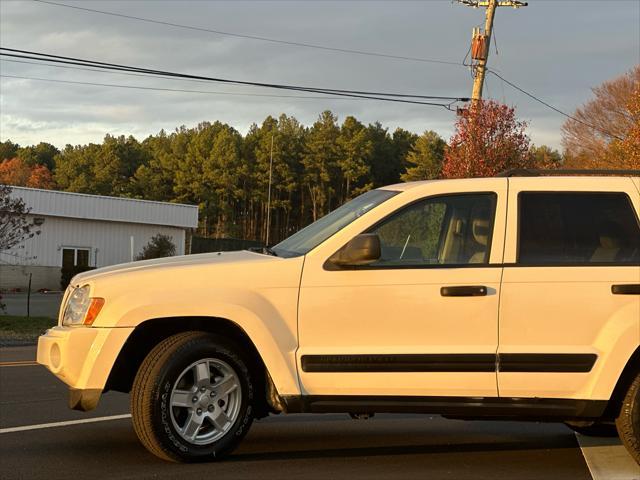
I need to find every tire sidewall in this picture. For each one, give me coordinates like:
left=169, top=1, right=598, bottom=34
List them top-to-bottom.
left=150, top=335, right=254, bottom=461
left=617, top=372, right=640, bottom=465
left=631, top=379, right=640, bottom=444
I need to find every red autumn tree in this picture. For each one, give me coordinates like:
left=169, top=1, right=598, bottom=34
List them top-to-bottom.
left=562, top=66, right=639, bottom=169
left=619, top=83, right=640, bottom=167
left=441, top=100, right=532, bottom=178
left=0, top=157, right=56, bottom=189
left=0, top=157, right=30, bottom=185
left=26, top=164, right=56, bottom=189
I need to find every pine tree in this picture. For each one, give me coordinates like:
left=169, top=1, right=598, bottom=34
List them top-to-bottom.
left=302, top=111, right=340, bottom=221
left=337, top=116, right=372, bottom=201
left=366, top=122, right=399, bottom=187
left=207, top=126, right=244, bottom=237
left=401, top=130, right=446, bottom=181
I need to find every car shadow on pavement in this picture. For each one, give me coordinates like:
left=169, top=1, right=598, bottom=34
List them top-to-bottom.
left=1, top=419, right=597, bottom=480
left=230, top=436, right=580, bottom=463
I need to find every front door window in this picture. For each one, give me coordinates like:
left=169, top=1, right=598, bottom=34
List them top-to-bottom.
left=367, top=193, right=497, bottom=267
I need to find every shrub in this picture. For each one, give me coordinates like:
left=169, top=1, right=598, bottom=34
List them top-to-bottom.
left=136, top=233, right=176, bottom=260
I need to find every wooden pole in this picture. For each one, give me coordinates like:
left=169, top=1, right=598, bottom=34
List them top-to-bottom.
left=471, top=0, right=498, bottom=103
left=265, top=133, right=274, bottom=246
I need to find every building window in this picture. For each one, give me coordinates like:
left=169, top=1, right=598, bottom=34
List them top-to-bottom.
left=62, top=247, right=91, bottom=268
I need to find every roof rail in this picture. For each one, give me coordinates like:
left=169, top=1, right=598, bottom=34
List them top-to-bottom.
left=496, top=168, right=640, bottom=177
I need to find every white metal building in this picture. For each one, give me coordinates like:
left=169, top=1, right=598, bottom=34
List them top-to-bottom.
left=1, top=186, right=199, bottom=291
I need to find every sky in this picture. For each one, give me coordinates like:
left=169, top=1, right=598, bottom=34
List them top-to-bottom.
left=0, top=0, right=639, bottom=150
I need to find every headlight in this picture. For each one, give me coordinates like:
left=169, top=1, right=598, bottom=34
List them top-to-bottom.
left=62, top=286, right=104, bottom=326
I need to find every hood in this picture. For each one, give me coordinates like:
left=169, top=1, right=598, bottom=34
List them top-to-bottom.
left=72, top=250, right=278, bottom=285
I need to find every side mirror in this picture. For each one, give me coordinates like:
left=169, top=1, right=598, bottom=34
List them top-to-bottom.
left=329, top=234, right=381, bottom=267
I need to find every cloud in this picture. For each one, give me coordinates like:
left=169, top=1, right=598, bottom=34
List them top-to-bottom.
left=1, top=0, right=638, bottom=150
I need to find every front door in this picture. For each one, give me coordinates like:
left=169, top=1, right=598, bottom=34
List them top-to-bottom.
left=297, top=180, right=507, bottom=398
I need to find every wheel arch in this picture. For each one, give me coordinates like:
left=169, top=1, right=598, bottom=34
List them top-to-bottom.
left=105, top=316, right=281, bottom=418
left=603, top=345, right=640, bottom=419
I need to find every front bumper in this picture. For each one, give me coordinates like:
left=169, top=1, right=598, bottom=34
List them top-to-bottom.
left=37, top=325, right=134, bottom=411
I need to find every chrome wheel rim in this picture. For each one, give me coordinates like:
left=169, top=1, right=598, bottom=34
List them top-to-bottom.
left=169, top=358, right=242, bottom=445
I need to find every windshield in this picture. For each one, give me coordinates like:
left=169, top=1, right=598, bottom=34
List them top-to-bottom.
left=272, top=189, right=399, bottom=257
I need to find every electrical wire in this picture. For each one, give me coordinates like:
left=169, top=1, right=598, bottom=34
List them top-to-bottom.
left=23, top=0, right=620, bottom=135
left=33, top=0, right=464, bottom=67
left=491, top=25, right=506, bottom=103
left=0, top=48, right=469, bottom=107
left=0, top=48, right=464, bottom=99
left=2, top=57, right=381, bottom=102
left=0, top=58, right=234, bottom=86
left=486, top=69, right=624, bottom=141
left=0, top=73, right=454, bottom=107
left=0, top=74, right=387, bottom=101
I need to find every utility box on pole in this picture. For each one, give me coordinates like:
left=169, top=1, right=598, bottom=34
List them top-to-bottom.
left=471, top=27, right=488, bottom=61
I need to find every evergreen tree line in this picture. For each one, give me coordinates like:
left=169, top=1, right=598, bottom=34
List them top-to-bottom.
left=1, top=109, right=562, bottom=245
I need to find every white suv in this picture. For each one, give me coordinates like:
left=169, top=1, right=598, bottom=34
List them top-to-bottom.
left=37, top=171, right=640, bottom=463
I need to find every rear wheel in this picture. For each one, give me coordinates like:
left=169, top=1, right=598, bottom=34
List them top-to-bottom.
left=131, top=331, right=255, bottom=462
left=616, top=371, right=640, bottom=465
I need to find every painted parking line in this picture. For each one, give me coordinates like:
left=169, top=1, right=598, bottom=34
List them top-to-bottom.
left=0, top=361, right=38, bottom=367
left=0, top=414, right=132, bottom=434
left=577, top=434, right=640, bottom=480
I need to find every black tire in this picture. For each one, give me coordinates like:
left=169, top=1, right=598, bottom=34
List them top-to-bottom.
left=131, top=331, right=255, bottom=462
left=616, top=371, right=640, bottom=465
left=565, top=421, right=619, bottom=437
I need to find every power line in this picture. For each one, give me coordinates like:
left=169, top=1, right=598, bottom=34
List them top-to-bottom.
left=33, top=0, right=463, bottom=67
left=1, top=47, right=464, bottom=99
left=0, top=48, right=469, bottom=107
left=3, top=52, right=618, bottom=139
left=0, top=58, right=271, bottom=87
left=2, top=58, right=374, bottom=101
left=486, top=69, right=623, bottom=141
left=0, top=72, right=452, bottom=108
left=0, top=74, right=388, bottom=101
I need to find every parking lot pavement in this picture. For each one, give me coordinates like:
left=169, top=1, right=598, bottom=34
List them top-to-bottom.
left=1, top=292, right=63, bottom=318
left=0, top=346, right=37, bottom=363
left=1, top=346, right=638, bottom=480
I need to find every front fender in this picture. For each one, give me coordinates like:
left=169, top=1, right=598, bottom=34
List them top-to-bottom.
left=94, top=286, right=301, bottom=396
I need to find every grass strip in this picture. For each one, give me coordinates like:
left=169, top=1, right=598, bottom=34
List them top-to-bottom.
left=0, top=315, right=57, bottom=344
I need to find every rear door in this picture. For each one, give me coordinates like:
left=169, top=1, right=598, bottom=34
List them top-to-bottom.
left=498, top=177, right=640, bottom=401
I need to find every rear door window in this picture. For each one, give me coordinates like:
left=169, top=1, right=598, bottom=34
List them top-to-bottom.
left=518, top=192, right=640, bottom=265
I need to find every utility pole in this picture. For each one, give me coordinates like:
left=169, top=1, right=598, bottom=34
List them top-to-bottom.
left=457, top=0, right=527, bottom=103
left=265, top=132, right=274, bottom=246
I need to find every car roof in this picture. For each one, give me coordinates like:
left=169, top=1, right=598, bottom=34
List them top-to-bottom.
left=379, top=175, right=640, bottom=193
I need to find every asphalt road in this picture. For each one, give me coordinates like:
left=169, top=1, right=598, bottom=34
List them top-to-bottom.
left=1, top=346, right=638, bottom=480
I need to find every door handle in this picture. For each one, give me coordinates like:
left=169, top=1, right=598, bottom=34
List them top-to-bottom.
left=612, top=284, right=640, bottom=295
left=440, top=285, right=488, bottom=297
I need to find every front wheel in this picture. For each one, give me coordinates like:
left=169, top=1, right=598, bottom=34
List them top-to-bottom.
left=131, top=331, right=255, bottom=462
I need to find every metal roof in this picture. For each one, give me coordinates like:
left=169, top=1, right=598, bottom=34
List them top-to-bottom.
left=6, top=185, right=199, bottom=229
